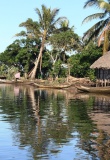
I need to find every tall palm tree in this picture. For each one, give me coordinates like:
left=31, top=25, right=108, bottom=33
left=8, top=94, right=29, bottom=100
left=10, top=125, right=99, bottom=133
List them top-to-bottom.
left=82, top=0, right=110, bottom=54
left=18, top=5, right=67, bottom=79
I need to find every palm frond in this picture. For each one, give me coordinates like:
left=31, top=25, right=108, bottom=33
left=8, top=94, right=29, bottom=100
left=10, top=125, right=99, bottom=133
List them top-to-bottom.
left=84, top=0, right=100, bottom=8
left=84, top=0, right=110, bottom=11
left=35, top=6, right=43, bottom=26
left=51, top=8, right=60, bottom=22
left=82, top=13, right=105, bottom=24
left=82, top=20, right=106, bottom=42
left=14, top=31, right=27, bottom=37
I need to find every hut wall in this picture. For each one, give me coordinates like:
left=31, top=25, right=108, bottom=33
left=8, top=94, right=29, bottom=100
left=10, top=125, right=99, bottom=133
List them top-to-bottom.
left=95, top=68, right=110, bottom=86
left=96, top=69, right=110, bottom=80
left=100, top=69, right=104, bottom=80
left=104, top=69, right=108, bottom=79
left=108, top=69, right=110, bottom=79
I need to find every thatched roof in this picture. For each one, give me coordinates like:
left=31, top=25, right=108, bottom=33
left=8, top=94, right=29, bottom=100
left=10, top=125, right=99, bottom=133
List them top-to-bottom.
left=90, top=51, right=110, bottom=69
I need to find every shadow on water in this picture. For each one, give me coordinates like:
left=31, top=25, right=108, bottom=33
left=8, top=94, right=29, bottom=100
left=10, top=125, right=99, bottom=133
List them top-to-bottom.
left=0, top=84, right=110, bottom=159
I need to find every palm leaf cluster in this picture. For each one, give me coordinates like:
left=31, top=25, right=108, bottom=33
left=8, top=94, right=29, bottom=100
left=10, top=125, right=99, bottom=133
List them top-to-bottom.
left=82, top=0, right=110, bottom=54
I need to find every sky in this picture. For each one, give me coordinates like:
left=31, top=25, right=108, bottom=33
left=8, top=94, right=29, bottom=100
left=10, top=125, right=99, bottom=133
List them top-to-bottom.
left=0, top=0, right=97, bottom=53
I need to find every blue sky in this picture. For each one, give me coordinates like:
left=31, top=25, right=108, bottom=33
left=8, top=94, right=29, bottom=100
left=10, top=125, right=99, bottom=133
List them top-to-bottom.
left=0, top=0, right=97, bottom=53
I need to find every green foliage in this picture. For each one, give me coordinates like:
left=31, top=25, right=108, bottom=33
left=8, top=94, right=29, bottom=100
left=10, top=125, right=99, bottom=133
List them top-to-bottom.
left=49, top=26, right=82, bottom=58
left=49, top=30, right=80, bottom=50
left=0, top=38, right=40, bottom=73
left=0, top=38, right=51, bottom=79
left=0, top=39, right=103, bottom=80
left=69, top=42, right=102, bottom=78
left=39, top=51, right=51, bottom=78
left=50, top=60, right=62, bottom=77
left=54, top=60, right=62, bottom=75
left=0, top=63, right=19, bottom=79
left=0, top=64, right=8, bottom=76
left=7, top=66, right=18, bottom=80
left=59, top=67, right=68, bottom=78
left=87, top=69, right=96, bottom=81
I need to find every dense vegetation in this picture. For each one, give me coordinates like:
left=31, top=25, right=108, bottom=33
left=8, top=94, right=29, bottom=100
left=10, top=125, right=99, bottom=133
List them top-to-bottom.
left=0, top=39, right=102, bottom=80
left=69, top=42, right=102, bottom=79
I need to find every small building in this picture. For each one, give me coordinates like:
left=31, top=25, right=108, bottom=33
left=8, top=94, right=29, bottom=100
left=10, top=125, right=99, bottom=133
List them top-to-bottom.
left=90, top=51, right=110, bottom=86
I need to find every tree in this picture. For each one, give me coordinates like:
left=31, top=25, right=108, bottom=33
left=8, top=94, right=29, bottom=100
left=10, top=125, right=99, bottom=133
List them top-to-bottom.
left=82, top=0, right=110, bottom=54
left=17, top=5, right=67, bottom=79
left=47, top=20, right=82, bottom=79
left=49, top=20, right=82, bottom=61
left=0, top=38, right=51, bottom=79
left=0, top=38, right=39, bottom=72
left=68, top=42, right=102, bottom=78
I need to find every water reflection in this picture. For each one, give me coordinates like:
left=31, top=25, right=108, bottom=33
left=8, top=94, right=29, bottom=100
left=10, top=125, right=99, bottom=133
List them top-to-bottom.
left=0, top=84, right=110, bottom=159
left=76, top=92, right=110, bottom=160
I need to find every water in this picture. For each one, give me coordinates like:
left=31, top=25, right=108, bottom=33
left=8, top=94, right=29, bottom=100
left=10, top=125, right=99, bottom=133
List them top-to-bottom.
left=0, top=84, right=110, bottom=160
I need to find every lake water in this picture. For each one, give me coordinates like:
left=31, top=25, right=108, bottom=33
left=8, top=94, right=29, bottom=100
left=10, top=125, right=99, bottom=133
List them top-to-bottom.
left=0, top=84, right=110, bottom=160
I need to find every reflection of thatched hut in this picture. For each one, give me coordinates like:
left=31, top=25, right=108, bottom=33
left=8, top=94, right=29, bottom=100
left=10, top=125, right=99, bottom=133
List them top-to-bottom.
left=90, top=51, right=110, bottom=86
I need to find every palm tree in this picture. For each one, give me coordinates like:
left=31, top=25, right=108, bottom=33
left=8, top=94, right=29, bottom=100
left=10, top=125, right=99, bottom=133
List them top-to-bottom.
left=82, top=0, right=110, bottom=54
left=17, top=5, right=66, bottom=79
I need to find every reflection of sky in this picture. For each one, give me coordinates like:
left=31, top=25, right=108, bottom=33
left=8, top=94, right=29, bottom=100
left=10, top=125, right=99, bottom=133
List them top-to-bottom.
left=0, top=114, right=32, bottom=160
left=46, top=132, right=92, bottom=160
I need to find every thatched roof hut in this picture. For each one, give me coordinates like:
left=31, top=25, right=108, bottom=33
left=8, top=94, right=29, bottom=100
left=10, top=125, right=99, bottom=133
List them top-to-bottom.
left=90, top=51, right=110, bottom=69
left=90, top=51, right=110, bottom=86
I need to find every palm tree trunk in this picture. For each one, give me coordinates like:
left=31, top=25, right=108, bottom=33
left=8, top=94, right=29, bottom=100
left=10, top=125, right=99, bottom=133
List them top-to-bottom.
left=28, top=30, right=46, bottom=80
left=103, top=30, right=109, bottom=54
left=29, top=41, right=44, bottom=79
left=40, top=54, right=42, bottom=73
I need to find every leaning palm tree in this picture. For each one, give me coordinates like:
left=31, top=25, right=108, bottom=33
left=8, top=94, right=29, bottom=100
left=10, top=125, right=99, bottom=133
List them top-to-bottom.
left=82, top=0, right=110, bottom=54
left=17, top=5, right=66, bottom=79
left=98, top=22, right=110, bottom=53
